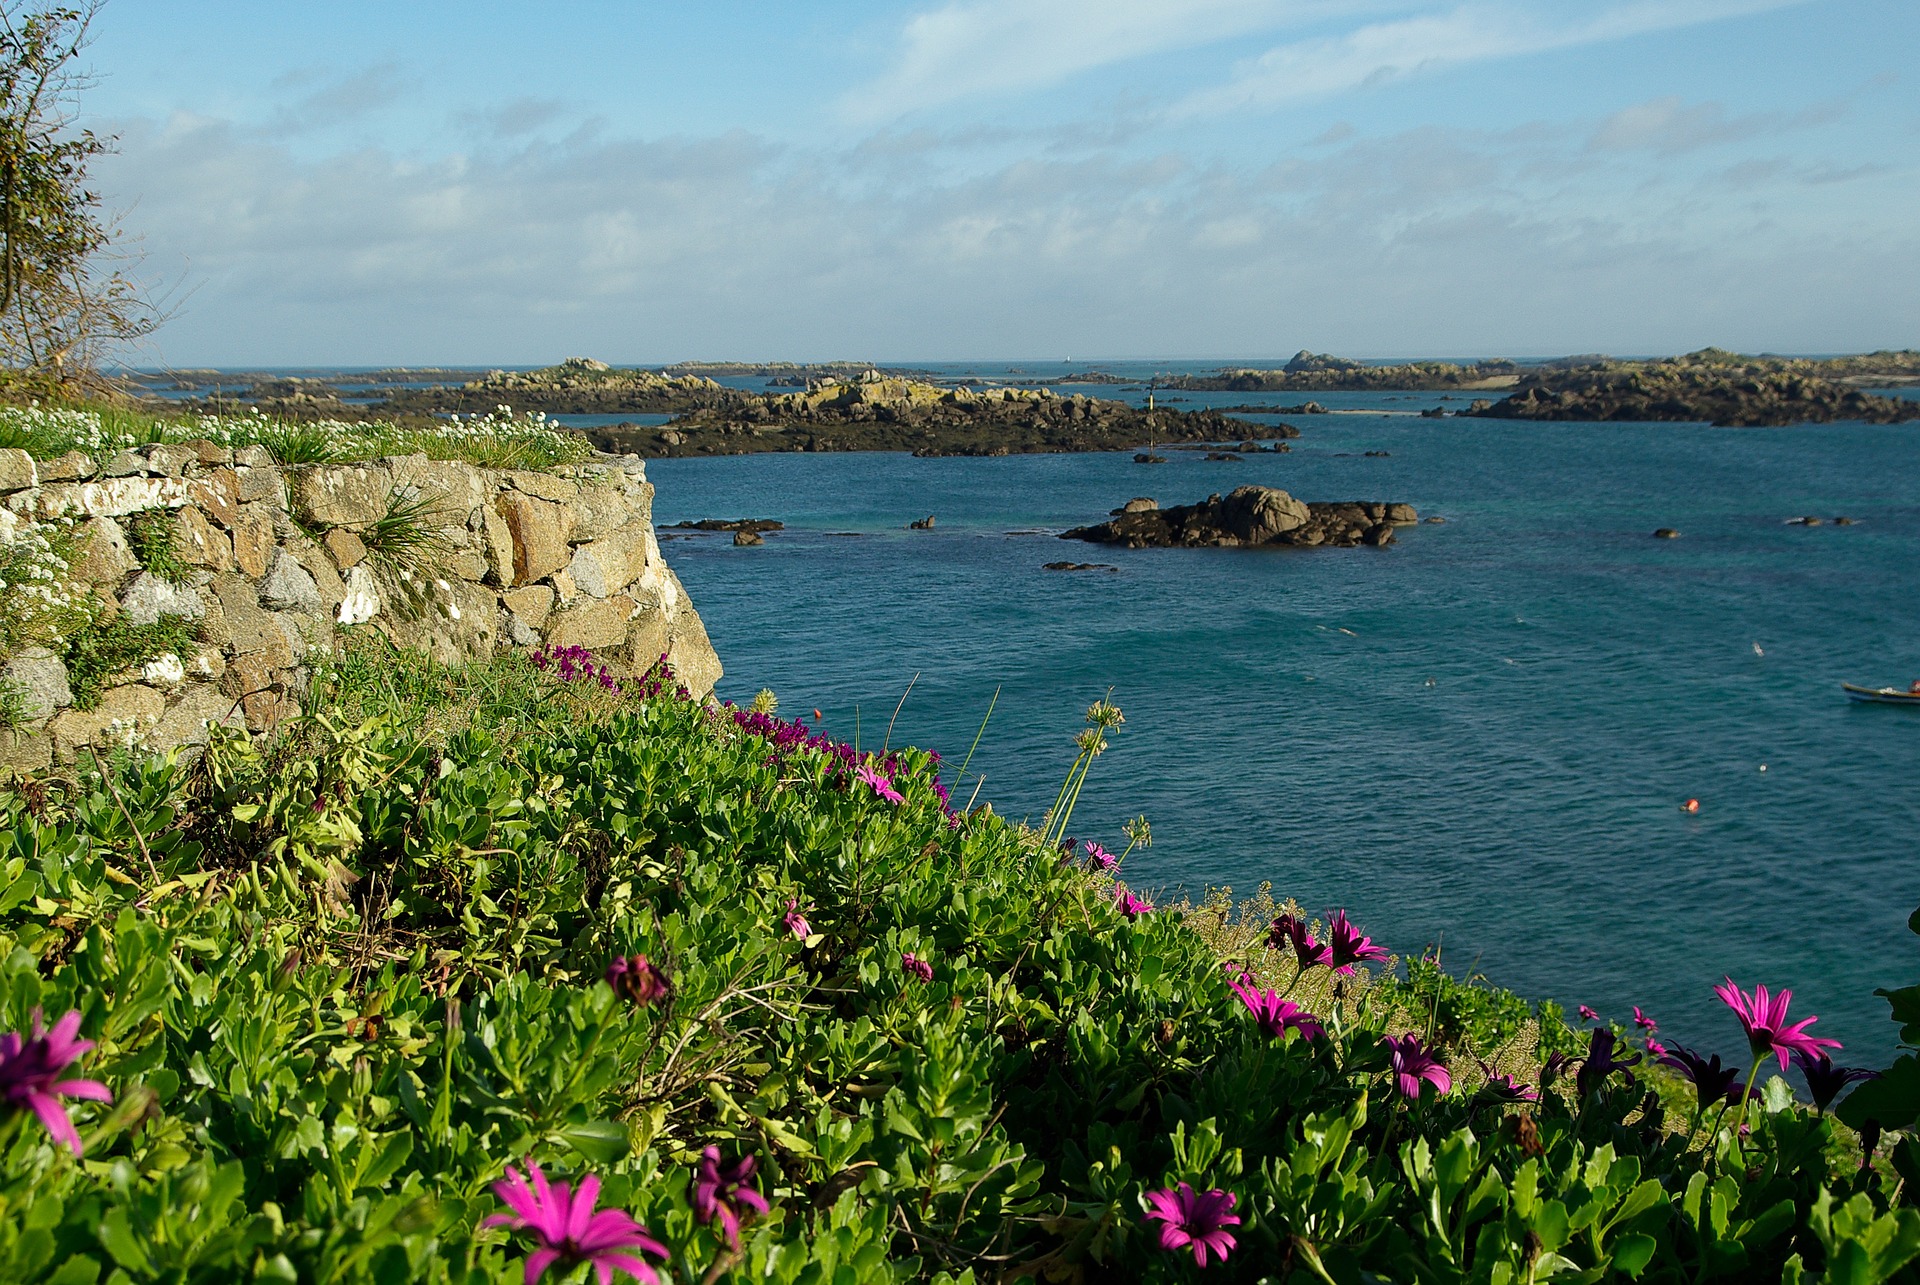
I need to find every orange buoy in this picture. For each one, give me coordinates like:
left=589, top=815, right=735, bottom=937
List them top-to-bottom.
left=813, top=709, right=823, bottom=721
left=1681, top=798, right=1700, bottom=813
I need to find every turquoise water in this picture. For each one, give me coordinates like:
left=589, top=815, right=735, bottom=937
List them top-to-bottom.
left=649, top=402, right=1920, bottom=1067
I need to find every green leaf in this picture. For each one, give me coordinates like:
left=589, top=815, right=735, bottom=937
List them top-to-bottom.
left=558, top=1119, right=631, bottom=1165
left=1611, top=1233, right=1657, bottom=1278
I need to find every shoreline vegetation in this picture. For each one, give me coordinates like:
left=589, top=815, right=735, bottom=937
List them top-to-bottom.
left=110, top=349, right=1920, bottom=460
left=5, top=390, right=1920, bottom=1282
left=6, top=627, right=1920, bottom=1281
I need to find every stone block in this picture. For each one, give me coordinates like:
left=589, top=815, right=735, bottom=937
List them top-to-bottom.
left=186, top=439, right=233, bottom=467
left=144, top=444, right=200, bottom=477
left=234, top=444, right=274, bottom=469
left=0, top=447, right=35, bottom=491
left=37, top=451, right=91, bottom=482
left=102, top=451, right=144, bottom=478
left=389, top=459, right=489, bottom=515
left=235, top=460, right=282, bottom=502
left=295, top=463, right=392, bottom=529
left=189, top=469, right=240, bottom=527
left=508, top=470, right=580, bottom=503
left=12, top=476, right=194, bottom=520
left=496, top=492, right=572, bottom=584
left=480, top=502, right=515, bottom=586
left=230, top=504, right=275, bottom=578
left=174, top=505, right=233, bottom=571
left=71, top=517, right=138, bottom=588
left=324, top=528, right=367, bottom=570
left=567, top=530, right=650, bottom=599
left=287, top=539, right=347, bottom=610
left=261, top=548, right=323, bottom=613
left=446, top=550, right=489, bottom=582
left=337, top=565, right=380, bottom=626
left=121, top=572, right=206, bottom=627
left=501, top=584, right=555, bottom=629
left=544, top=595, right=635, bottom=651
left=665, top=597, right=722, bottom=700
left=1, top=647, right=71, bottom=721
left=187, top=647, right=226, bottom=682
left=141, top=652, right=189, bottom=688
left=147, top=683, right=243, bottom=753
left=48, top=684, right=167, bottom=761
left=241, top=687, right=299, bottom=732
left=0, top=728, right=52, bottom=776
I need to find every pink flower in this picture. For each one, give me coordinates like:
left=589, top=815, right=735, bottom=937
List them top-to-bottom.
left=854, top=763, right=904, bottom=804
left=1082, top=840, right=1116, bottom=871
left=1114, top=889, right=1153, bottom=920
left=782, top=899, right=812, bottom=940
left=1326, top=912, right=1390, bottom=975
left=1266, top=915, right=1333, bottom=970
left=901, top=952, right=934, bottom=983
left=604, top=956, right=672, bottom=1008
left=1228, top=977, right=1323, bottom=1042
left=1715, top=977, right=1841, bottom=1069
left=1577, top=1005, right=1599, bottom=1022
left=1633, top=1006, right=1658, bottom=1033
left=0, top=1009, right=112, bottom=1156
left=1382, top=1033, right=1451, bottom=1100
left=1646, top=1037, right=1668, bottom=1059
left=1475, top=1065, right=1539, bottom=1103
left=692, top=1146, right=770, bottom=1249
left=484, top=1161, right=669, bottom=1285
left=1143, top=1183, right=1240, bottom=1267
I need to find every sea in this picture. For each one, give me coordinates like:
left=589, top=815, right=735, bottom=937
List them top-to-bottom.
left=154, top=361, right=1920, bottom=1069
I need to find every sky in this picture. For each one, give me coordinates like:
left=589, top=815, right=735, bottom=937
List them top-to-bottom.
left=78, top=0, right=1920, bottom=365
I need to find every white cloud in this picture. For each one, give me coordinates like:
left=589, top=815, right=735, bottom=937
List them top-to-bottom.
left=843, top=0, right=1358, bottom=122
left=1174, top=0, right=1806, bottom=117
left=1588, top=94, right=1847, bottom=154
left=92, top=103, right=1918, bottom=366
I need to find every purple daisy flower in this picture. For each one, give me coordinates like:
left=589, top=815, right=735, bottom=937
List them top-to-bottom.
left=854, top=763, right=905, bottom=805
left=1083, top=840, right=1116, bottom=871
left=1114, top=889, right=1153, bottom=920
left=782, top=899, right=812, bottom=940
left=1326, top=911, right=1390, bottom=976
left=1265, top=914, right=1334, bottom=970
left=901, top=952, right=934, bottom=983
left=604, top=955, right=672, bottom=1008
left=1228, top=977, right=1324, bottom=1042
left=1716, top=978, right=1841, bottom=1070
left=0, top=1009, right=112, bottom=1156
left=1575, top=1027, right=1643, bottom=1097
left=1382, top=1033, right=1451, bottom=1099
left=1657, top=1044, right=1741, bottom=1110
left=1791, top=1049, right=1880, bottom=1112
left=692, top=1146, right=770, bottom=1249
left=484, top=1161, right=669, bottom=1285
left=1143, top=1183, right=1240, bottom=1267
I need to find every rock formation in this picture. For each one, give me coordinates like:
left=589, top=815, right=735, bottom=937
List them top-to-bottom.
left=1061, top=486, right=1418, bottom=550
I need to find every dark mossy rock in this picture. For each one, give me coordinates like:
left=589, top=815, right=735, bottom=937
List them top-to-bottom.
left=1062, top=486, right=1418, bottom=550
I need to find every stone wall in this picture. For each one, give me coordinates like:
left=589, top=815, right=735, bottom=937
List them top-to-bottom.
left=0, top=443, right=721, bottom=773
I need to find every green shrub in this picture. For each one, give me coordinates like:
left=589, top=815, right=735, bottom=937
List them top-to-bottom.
left=124, top=509, right=192, bottom=583
left=60, top=615, right=200, bottom=710
left=0, top=637, right=1911, bottom=1284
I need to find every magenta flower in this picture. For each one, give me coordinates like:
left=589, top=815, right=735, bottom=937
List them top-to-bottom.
left=854, top=763, right=904, bottom=804
left=1083, top=840, right=1116, bottom=871
left=1115, top=889, right=1153, bottom=920
left=782, top=899, right=812, bottom=940
left=1326, top=912, right=1390, bottom=976
left=1266, top=914, right=1333, bottom=970
left=901, top=952, right=934, bottom=983
left=604, top=955, right=673, bottom=1008
left=1228, top=977, right=1324, bottom=1042
left=1715, top=978, right=1841, bottom=1069
left=1577, top=1005, right=1599, bottom=1022
left=1633, top=1006, right=1658, bottom=1033
left=0, top=1009, right=112, bottom=1156
left=1575, top=1028, right=1642, bottom=1097
left=1382, top=1033, right=1451, bottom=1099
left=1646, top=1037, right=1668, bottom=1059
left=1657, top=1045, right=1741, bottom=1110
left=1791, top=1049, right=1880, bottom=1112
left=1475, top=1068, right=1538, bottom=1104
left=693, top=1146, right=770, bottom=1249
left=485, top=1161, right=669, bottom=1285
left=1143, top=1183, right=1240, bottom=1267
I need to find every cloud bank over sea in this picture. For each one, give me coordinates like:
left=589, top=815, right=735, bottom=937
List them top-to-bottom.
left=90, top=0, right=1917, bottom=364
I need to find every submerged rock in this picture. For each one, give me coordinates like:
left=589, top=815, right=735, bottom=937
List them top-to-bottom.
left=1061, top=486, right=1418, bottom=550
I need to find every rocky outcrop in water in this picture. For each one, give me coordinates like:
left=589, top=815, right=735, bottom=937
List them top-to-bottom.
left=1164, top=354, right=1521, bottom=393
left=1466, top=355, right=1920, bottom=427
left=593, top=371, right=1266, bottom=458
left=1061, top=486, right=1418, bottom=550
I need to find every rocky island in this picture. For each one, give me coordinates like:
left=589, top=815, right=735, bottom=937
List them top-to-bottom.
left=1460, top=350, right=1920, bottom=426
left=1161, top=351, right=1525, bottom=392
left=587, top=370, right=1280, bottom=458
left=1061, top=486, right=1418, bottom=549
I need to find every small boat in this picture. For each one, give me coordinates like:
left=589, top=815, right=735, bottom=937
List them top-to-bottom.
left=1844, top=683, right=1920, bottom=706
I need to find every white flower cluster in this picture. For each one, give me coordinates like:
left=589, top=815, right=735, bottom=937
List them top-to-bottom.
left=0, top=402, right=593, bottom=467
left=0, top=522, right=94, bottom=650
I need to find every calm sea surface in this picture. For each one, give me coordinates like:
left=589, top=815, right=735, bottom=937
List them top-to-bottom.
left=643, top=366, right=1920, bottom=1068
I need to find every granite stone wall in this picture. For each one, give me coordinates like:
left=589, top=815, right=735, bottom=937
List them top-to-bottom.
left=0, top=443, right=721, bottom=773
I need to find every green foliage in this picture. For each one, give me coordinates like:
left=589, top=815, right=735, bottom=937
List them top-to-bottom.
left=124, top=509, right=189, bottom=583
left=59, top=613, right=198, bottom=710
left=0, top=639, right=1913, bottom=1283
left=0, top=674, right=28, bottom=729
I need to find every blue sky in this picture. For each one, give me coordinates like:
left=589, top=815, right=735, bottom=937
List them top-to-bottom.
left=84, top=0, right=1918, bottom=364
